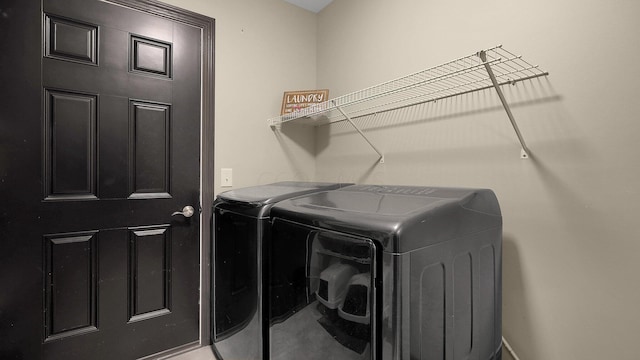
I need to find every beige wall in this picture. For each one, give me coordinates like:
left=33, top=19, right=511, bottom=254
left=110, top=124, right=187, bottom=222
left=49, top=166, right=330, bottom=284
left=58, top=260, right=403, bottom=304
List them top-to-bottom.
left=161, top=0, right=318, bottom=196
left=164, top=0, right=639, bottom=359
left=315, top=0, right=640, bottom=359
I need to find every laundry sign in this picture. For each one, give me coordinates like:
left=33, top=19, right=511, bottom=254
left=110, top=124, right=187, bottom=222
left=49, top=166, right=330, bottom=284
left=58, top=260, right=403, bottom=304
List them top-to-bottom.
left=280, top=89, right=329, bottom=115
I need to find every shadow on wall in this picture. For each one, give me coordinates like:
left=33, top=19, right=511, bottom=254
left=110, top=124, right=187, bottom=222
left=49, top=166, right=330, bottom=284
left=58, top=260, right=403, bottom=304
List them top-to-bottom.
left=311, top=77, right=571, bottom=185
left=274, top=78, right=562, bottom=168
left=324, top=78, right=561, bottom=137
left=276, top=115, right=333, bottom=154
left=277, top=121, right=316, bottom=155
left=269, top=125, right=314, bottom=182
left=529, top=154, right=605, bottom=240
left=502, top=235, right=540, bottom=360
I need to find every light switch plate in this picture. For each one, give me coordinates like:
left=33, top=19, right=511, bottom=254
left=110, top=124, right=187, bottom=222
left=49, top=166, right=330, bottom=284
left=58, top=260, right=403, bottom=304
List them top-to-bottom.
left=221, top=168, right=233, bottom=187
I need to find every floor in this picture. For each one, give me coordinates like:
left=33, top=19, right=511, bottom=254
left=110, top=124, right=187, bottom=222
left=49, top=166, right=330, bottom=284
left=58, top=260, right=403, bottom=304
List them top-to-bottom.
left=269, top=303, right=370, bottom=360
left=168, top=346, right=217, bottom=360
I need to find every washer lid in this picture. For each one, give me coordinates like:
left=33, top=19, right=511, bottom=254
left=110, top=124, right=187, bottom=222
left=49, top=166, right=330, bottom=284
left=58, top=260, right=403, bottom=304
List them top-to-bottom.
left=216, top=181, right=349, bottom=207
left=271, top=185, right=502, bottom=253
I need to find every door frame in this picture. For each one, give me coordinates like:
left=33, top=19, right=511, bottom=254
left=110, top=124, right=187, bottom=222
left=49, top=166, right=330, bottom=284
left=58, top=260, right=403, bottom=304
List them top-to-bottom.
left=105, top=0, right=215, bottom=351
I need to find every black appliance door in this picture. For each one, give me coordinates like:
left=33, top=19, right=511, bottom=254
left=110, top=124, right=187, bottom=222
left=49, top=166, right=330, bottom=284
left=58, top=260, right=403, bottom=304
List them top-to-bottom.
left=213, top=208, right=259, bottom=341
left=268, top=219, right=377, bottom=360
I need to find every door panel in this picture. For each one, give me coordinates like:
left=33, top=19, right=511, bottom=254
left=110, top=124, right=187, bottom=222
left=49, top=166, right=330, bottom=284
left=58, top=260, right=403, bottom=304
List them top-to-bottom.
left=0, top=0, right=211, bottom=358
left=44, top=15, right=99, bottom=65
left=130, top=35, right=172, bottom=77
left=43, top=89, right=98, bottom=200
left=128, top=100, right=172, bottom=198
left=129, top=226, right=172, bottom=321
left=43, top=232, right=99, bottom=341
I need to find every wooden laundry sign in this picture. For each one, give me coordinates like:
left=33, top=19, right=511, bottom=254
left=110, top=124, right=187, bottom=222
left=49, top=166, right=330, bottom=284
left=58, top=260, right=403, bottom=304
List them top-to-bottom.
left=280, top=89, right=329, bottom=115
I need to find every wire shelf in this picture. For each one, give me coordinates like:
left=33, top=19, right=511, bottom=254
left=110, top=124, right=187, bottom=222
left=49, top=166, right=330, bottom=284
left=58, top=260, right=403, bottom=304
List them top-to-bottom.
left=267, top=45, right=548, bottom=127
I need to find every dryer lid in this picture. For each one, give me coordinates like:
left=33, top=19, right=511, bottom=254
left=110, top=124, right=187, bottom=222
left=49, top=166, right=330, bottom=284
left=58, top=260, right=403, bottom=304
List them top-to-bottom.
left=216, top=181, right=349, bottom=207
left=271, top=185, right=502, bottom=253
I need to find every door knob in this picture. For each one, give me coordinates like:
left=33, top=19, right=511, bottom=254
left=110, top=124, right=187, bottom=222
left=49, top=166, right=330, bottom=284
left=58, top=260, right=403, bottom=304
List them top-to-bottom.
left=172, top=205, right=195, bottom=218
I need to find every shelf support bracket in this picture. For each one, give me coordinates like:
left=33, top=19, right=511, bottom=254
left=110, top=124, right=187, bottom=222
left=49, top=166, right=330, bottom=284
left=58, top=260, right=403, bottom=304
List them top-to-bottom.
left=478, top=50, right=531, bottom=159
left=334, top=102, right=384, bottom=163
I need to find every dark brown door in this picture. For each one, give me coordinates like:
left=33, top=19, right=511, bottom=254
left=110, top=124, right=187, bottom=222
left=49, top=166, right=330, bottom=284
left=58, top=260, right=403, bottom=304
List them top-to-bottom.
left=0, top=0, right=212, bottom=359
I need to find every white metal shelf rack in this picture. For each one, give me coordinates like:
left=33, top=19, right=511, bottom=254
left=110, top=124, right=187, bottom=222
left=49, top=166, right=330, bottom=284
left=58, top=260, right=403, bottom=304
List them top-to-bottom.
left=268, top=45, right=549, bottom=162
